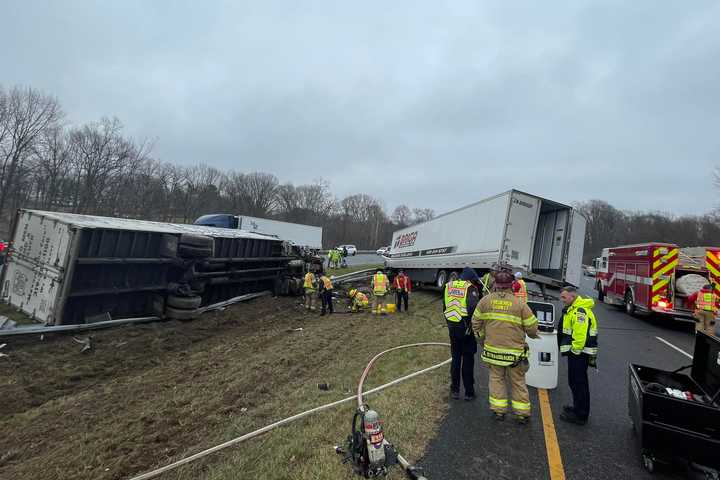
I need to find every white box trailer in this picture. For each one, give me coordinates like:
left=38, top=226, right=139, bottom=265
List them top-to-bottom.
left=385, top=190, right=586, bottom=288
left=0, top=210, right=293, bottom=325
left=194, top=214, right=323, bottom=250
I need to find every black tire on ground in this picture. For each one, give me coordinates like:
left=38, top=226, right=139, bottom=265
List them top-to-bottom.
left=179, top=233, right=214, bottom=249
left=159, top=234, right=179, bottom=258
left=178, top=244, right=213, bottom=258
left=436, top=270, right=447, bottom=288
left=448, top=271, right=459, bottom=283
left=597, top=282, right=605, bottom=302
left=625, top=290, right=636, bottom=316
left=167, top=294, right=202, bottom=309
left=165, top=305, right=201, bottom=321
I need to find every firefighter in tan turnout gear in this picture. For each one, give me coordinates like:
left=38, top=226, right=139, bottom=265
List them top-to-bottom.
left=472, top=269, right=539, bottom=423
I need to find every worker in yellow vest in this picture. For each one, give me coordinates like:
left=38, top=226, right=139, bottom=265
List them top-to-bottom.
left=303, top=269, right=317, bottom=311
left=473, top=269, right=539, bottom=422
left=371, top=270, right=390, bottom=314
left=512, top=272, right=528, bottom=303
left=319, top=273, right=334, bottom=316
left=695, top=284, right=718, bottom=336
left=348, top=288, right=369, bottom=312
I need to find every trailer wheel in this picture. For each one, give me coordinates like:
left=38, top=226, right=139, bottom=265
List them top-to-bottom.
left=179, top=233, right=214, bottom=250
left=178, top=244, right=213, bottom=258
left=436, top=270, right=447, bottom=288
left=448, top=271, right=459, bottom=283
left=625, top=291, right=636, bottom=316
left=167, top=294, right=202, bottom=309
left=165, top=306, right=201, bottom=321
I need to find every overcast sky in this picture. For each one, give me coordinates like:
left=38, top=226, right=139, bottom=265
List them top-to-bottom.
left=2, top=1, right=719, bottom=216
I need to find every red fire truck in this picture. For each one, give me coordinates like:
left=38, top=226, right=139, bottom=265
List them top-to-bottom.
left=594, top=243, right=720, bottom=319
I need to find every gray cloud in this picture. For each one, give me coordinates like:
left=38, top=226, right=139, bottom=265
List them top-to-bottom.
left=2, top=0, right=718, bottom=215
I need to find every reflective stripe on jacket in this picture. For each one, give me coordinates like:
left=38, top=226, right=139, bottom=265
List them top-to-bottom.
left=372, top=273, right=389, bottom=295
left=444, top=280, right=470, bottom=322
left=472, top=291, right=539, bottom=367
left=697, top=291, right=717, bottom=312
left=560, top=296, right=598, bottom=356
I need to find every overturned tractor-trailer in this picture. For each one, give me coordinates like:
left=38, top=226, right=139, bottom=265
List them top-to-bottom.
left=0, top=210, right=316, bottom=325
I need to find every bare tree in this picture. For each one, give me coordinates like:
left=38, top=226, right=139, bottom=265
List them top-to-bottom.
left=0, top=86, right=63, bottom=223
left=391, top=205, right=412, bottom=227
left=412, top=208, right=435, bottom=224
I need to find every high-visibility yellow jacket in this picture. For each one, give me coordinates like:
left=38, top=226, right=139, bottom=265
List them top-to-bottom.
left=303, top=272, right=316, bottom=291
left=372, top=273, right=389, bottom=295
left=319, top=275, right=333, bottom=291
left=444, top=280, right=471, bottom=323
left=697, top=290, right=718, bottom=313
left=472, top=291, right=539, bottom=367
left=353, top=292, right=369, bottom=307
left=560, top=296, right=598, bottom=357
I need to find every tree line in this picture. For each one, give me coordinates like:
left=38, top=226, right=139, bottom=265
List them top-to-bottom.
left=0, top=85, right=434, bottom=248
left=576, top=200, right=720, bottom=263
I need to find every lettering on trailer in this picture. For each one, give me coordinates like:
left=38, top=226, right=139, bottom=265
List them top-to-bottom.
left=512, top=198, right=534, bottom=209
left=393, top=231, right=418, bottom=249
left=389, top=246, right=456, bottom=259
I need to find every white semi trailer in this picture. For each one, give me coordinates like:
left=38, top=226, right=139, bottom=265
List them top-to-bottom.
left=384, top=190, right=586, bottom=289
left=0, top=210, right=318, bottom=325
left=193, top=214, right=323, bottom=250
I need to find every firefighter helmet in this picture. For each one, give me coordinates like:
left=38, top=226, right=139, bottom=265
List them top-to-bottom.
left=494, top=271, right=514, bottom=289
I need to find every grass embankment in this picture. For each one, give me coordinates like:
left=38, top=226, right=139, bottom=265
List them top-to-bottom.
left=1, top=290, right=450, bottom=480
left=0, top=302, right=33, bottom=325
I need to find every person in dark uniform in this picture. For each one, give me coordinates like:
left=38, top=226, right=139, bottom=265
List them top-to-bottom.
left=443, top=267, right=480, bottom=401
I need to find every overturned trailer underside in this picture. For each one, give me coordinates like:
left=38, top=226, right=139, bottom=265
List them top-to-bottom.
left=0, top=210, right=302, bottom=325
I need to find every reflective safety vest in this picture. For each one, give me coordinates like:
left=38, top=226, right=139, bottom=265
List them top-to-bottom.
left=303, top=272, right=316, bottom=290
left=372, top=273, right=389, bottom=295
left=480, top=273, right=493, bottom=293
left=320, top=275, right=333, bottom=290
left=514, top=279, right=527, bottom=302
left=444, top=280, right=470, bottom=323
left=697, top=291, right=717, bottom=312
left=354, top=292, right=369, bottom=306
left=560, top=296, right=599, bottom=357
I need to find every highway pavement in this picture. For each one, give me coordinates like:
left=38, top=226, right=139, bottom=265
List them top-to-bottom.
left=420, top=275, right=700, bottom=480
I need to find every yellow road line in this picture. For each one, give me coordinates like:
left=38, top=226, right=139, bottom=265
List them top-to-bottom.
left=539, top=388, right=566, bottom=480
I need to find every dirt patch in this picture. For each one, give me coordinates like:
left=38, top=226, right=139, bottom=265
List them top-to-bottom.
left=0, top=291, right=450, bottom=480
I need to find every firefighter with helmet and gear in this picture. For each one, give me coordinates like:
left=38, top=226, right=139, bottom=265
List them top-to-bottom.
left=303, top=267, right=318, bottom=311
left=444, top=267, right=480, bottom=401
left=473, top=268, right=539, bottom=423
left=371, top=269, right=390, bottom=314
left=512, top=272, right=528, bottom=303
left=694, top=283, right=718, bottom=336
left=559, top=285, right=598, bottom=425
left=348, top=288, right=369, bottom=312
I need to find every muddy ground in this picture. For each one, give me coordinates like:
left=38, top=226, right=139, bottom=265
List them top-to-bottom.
left=0, top=290, right=450, bottom=480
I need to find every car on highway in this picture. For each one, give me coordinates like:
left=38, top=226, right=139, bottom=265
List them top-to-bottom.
left=336, top=244, right=357, bottom=256
left=376, top=246, right=390, bottom=256
left=583, top=265, right=596, bottom=277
